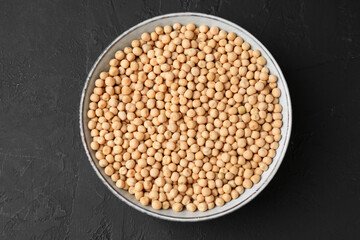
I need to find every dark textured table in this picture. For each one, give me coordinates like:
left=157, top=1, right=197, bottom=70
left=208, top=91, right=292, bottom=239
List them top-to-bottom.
left=1, top=0, right=360, bottom=239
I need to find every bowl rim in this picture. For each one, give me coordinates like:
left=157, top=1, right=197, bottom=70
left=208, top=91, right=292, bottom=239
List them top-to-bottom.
left=79, top=12, right=292, bottom=222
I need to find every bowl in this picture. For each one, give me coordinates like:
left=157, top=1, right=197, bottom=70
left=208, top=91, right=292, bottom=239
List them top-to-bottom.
left=79, top=12, right=292, bottom=222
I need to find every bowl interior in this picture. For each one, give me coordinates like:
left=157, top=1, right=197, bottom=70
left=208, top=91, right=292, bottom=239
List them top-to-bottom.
left=80, top=12, right=292, bottom=221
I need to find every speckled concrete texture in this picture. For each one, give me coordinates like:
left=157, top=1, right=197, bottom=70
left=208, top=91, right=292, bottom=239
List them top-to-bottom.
left=1, top=0, right=360, bottom=239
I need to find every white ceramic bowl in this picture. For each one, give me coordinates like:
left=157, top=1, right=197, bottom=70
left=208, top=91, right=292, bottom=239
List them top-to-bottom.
left=80, top=12, right=292, bottom=222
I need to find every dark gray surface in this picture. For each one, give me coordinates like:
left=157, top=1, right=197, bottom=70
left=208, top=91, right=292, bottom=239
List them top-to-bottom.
left=1, top=0, right=360, bottom=239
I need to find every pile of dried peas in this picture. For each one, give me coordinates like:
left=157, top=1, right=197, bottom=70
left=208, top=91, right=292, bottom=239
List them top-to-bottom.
left=87, top=23, right=282, bottom=212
